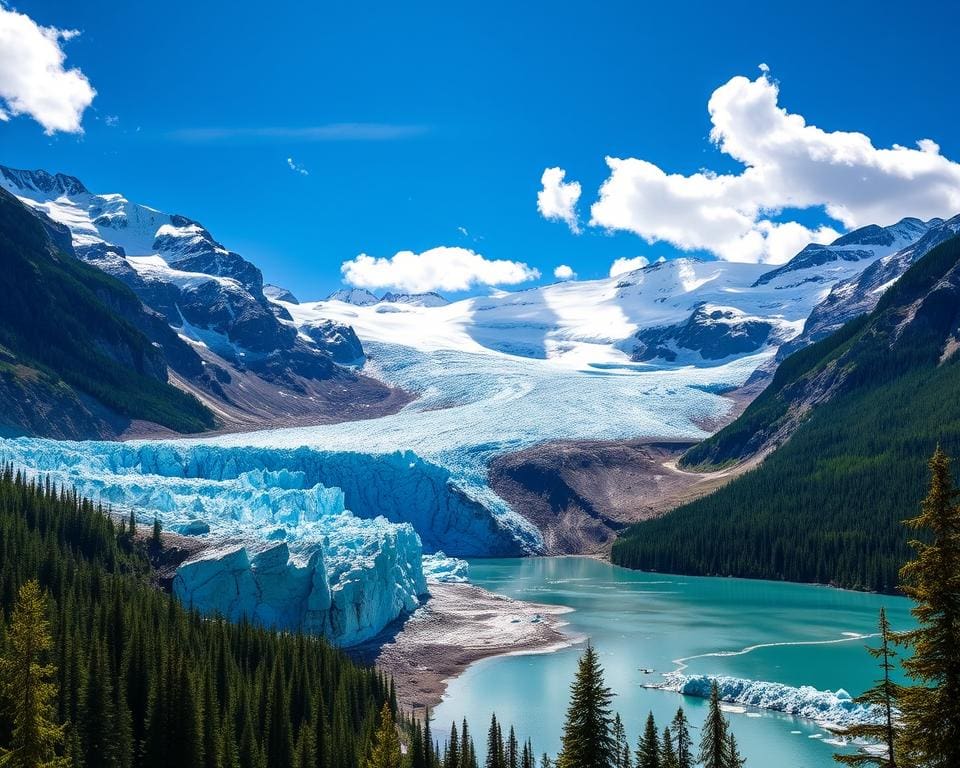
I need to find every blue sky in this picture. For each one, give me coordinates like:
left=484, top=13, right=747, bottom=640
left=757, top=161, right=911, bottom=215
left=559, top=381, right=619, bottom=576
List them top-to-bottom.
left=3, top=0, right=959, bottom=299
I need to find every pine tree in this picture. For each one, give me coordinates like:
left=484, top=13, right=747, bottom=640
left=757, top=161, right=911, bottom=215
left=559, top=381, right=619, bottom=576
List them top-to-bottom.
left=896, top=446, right=960, bottom=767
left=151, top=517, right=162, bottom=550
left=0, top=580, right=67, bottom=768
left=833, top=608, right=901, bottom=767
left=557, top=644, right=616, bottom=768
left=698, top=683, right=728, bottom=768
left=364, top=702, right=401, bottom=768
left=670, top=710, right=692, bottom=768
left=635, top=713, right=660, bottom=768
left=485, top=714, right=503, bottom=768
left=612, top=714, right=630, bottom=768
left=461, top=719, right=476, bottom=768
left=443, top=723, right=459, bottom=768
left=506, top=726, right=518, bottom=768
left=660, top=728, right=677, bottom=768
left=725, top=733, right=745, bottom=768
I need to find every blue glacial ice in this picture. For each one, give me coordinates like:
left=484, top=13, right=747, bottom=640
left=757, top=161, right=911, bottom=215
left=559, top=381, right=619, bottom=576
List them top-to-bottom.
left=0, top=342, right=768, bottom=645
left=657, top=673, right=881, bottom=729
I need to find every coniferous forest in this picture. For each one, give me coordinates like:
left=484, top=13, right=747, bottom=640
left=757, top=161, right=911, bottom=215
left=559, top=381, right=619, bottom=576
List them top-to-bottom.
left=613, top=235, right=960, bottom=593
left=0, top=462, right=742, bottom=768
left=0, top=465, right=392, bottom=768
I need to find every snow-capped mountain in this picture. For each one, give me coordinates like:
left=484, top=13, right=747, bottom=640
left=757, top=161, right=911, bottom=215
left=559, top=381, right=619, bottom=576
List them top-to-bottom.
left=0, top=165, right=405, bottom=431
left=777, top=215, right=960, bottom=360
left=296, top=219, right=936, bottom=369
left=326, top=287, right=450, bottom=307
left=327, top=287, right=380, bottom=305
left=380, top=291, right=450, bottom=307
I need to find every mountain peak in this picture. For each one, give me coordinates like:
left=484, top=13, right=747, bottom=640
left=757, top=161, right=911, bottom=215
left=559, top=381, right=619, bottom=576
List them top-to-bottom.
left=0, top=165, right=88, bottom=198
left=327, top=287, right=380, bottom=305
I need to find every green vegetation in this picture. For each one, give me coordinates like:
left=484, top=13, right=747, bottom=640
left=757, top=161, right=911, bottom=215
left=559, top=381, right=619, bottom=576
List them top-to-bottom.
left=0, top=188, right=213, bottom=434
left=613, top=235, right=960, bottom=592
left=832, top=448, right=960, bottom=766
left=0, top=466, right=392, bottom=768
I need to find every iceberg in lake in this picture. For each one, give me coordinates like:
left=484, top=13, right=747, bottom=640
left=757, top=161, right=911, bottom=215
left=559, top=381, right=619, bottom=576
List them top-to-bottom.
left=658, top=673, right=881, bottom=728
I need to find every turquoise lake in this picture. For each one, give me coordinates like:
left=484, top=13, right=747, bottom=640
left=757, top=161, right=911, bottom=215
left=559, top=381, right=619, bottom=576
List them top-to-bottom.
left=432, top=557, right=914, bottom=768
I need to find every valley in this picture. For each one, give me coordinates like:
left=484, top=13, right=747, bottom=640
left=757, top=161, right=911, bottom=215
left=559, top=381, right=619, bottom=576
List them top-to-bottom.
left=2, top=161, right=959, bottom=766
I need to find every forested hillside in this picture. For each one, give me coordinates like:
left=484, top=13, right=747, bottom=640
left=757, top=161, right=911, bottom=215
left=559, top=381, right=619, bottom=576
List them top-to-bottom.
left=613, top=234, right=960, bottom=592
left=0, top=466, right=392, bottom=768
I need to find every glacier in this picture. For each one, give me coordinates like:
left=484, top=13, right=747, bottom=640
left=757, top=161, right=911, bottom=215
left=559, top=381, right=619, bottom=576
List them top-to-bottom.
left=654, top=673, right=883, bottom=729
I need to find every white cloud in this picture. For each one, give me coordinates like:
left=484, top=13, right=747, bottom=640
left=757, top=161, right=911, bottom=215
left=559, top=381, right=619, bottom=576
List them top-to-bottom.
left=0, top=7, right=95, bottom=134
left=587, top=72, right=960, bottom=264
left=104, top=114, right=119, bottom=127
left=286, top=157, right=309, bottom=176
left=538, top=167, right=582, bottom=233
left=457, top=226, right=469, bottom=236
left=341, top=246, right=540, bottom=293
left=609, top=256, right=650, bottom=277
left=553, top=264, right=576, bottom=281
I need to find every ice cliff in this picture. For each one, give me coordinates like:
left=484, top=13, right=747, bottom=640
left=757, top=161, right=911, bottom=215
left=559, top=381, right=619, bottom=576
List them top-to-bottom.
left=0, top=437, right=443, bottom=646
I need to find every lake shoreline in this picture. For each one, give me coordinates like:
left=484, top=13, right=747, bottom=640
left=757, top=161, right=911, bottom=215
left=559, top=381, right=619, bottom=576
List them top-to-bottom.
left=348, top=581, right=580, bottom=715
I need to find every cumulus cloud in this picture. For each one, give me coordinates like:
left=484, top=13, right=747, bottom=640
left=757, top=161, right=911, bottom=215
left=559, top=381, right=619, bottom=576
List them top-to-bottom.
left=0, top=7, right=95, bottom=134
left=586, top=72, right=960, bottom=264
left=286, top=157, right=309, bottom=176
left=538, top=167, right=582, bottom=233
left=341, top=246, right=540, bottom=293
left=609, top=256, right=650, bottom=277
left=553, top=264, right=577, bottom=281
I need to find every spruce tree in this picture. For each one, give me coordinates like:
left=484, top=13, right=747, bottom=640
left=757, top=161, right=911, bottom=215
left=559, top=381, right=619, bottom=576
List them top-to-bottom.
left=897, top=446, right=960, bottom=767
left=0, top=580, right=66, bottom=768
left=833, top=608, right=901, bottom=767
left=557, top=644, right=616, bottom=768
left=698, top=683, right=728, bottom=768
left=365, top=702, right=401, bottom=768
left=670, top=710, right=692, bottom=768
left=635, top=712, right=660, bottom=768
left=485, top=714, right=504, bottom=768
left=612, top=714, right=630, bottom=768
left=461, top=719, right=474, bottom=768
left=444, top=723, right=459, bottom=768
left=506, top=726, right=518, bottom=768
left=660, top=728, right=677, bottom=768
left=725, top=733, right=745, bottom=768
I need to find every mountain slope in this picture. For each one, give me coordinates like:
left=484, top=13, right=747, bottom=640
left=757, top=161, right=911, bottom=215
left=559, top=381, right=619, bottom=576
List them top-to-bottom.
left=0, top=165, right=410, bottom=431
left=0, top=187, right=215, bottom=437
left=612, top=233, right=960, bottom=591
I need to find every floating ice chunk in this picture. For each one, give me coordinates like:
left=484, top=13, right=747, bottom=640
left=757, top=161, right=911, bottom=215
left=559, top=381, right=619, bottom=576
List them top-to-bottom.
left=422, top=552, right=470, bottom=583
left=655, top=673, right=884, bottom=729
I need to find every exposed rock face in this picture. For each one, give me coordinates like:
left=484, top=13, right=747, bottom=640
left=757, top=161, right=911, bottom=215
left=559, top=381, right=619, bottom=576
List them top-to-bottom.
left=0, top=165, right=407, bottom=432
left=0, top=187, right=214, bottom=438
left=777, top=215, right=960, bottom=360
left=752, top=217, right=933, bottom=287
left=682, top=232, right=960, bottom=469
left=263, top=284, right=300, bottom=304
left=327, top=287, right=380, bottom=305
left=632, top=305, right=790, bottom=362
left=301, top=320, right=365, bottom=364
